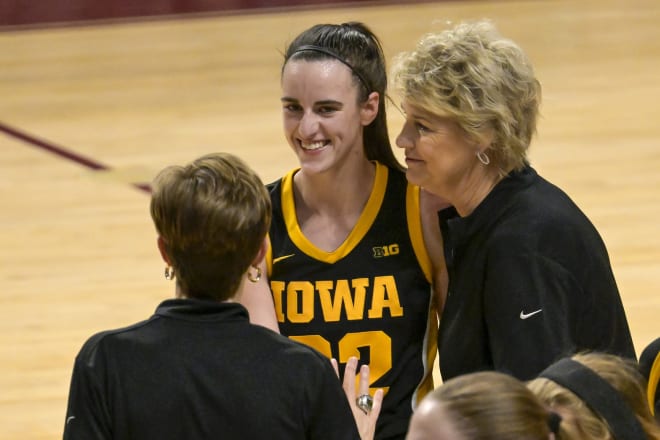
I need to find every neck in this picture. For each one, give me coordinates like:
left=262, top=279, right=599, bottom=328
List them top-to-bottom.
left=294, top=159, right=376, bottom=216
left=451, top=166, right=504, bottom=217
left=175, top=283, right=185, bottom=298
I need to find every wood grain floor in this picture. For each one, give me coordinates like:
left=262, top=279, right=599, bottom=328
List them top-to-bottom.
left=1, top=0, right=659, bottom=438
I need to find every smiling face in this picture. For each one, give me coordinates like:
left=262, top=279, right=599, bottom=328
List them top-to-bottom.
left=280, top=59, right=377, bottom=175
left=395, top=100, right=484, bottom=201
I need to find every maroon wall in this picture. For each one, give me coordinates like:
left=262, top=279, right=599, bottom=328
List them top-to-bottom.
left=1, top=0, right=392, bottom=28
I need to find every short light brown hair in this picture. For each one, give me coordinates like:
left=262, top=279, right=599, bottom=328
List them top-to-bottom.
left=391, top=20, right=541, bottom=176
left=150, top=152, right=271, bottom=301
left=430, top=371, right=552, bottom=439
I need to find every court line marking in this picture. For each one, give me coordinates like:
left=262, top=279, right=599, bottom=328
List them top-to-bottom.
left=0, top=121, right=151, bottom=193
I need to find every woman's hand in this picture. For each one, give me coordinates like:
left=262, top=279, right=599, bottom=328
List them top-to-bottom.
left=331, top=356, right=384, bottom=440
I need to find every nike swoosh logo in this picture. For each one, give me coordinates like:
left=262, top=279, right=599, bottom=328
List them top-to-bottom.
left=273, top=254, right=295, bottom=264
left=520, top=309, right=542, bottom=320
left=66, top=416, right=76, bottom=424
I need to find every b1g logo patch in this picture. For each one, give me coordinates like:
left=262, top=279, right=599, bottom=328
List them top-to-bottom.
left=373, top=244, right=399, bottom=258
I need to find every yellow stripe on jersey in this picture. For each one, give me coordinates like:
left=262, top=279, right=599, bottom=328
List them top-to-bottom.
left=406, top=183, right=438, bottom=405
left=406, top=184, right=433, bottom=283
left=265, top=234, right=273, bottom=278
left=419, top=298, right=439, bottom=403
left=649, top=353, right=660, bottom=415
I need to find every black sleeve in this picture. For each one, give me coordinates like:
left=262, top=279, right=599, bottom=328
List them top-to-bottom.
left=483, top=251, right=582, bottom=380
left=63, top=352, right=112, bottom=440
left=306, top=358, right=361, bottom=440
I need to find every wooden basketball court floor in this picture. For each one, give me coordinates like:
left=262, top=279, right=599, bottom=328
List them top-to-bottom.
left=1, top=0, right=659, bottom=437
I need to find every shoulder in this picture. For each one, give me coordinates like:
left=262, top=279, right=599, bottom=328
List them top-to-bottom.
left=380, top=162, right=406, bottom=185
left=509, top=168, right=590, bottom=225
left=486, top=169, right=600, bottom=251
left=267, top=170, right=298, bottom=210
left=266, top=177, right=283, bottom=198
left=74, top=317, right=157, bottom=367
left=257, top=326, right=329, bottom=364
left=250, top=327, right=337, bottom=380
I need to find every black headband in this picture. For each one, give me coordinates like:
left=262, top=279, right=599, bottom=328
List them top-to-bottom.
left=289, top=45, right=371, bottom=92
left=538, top=358, right=646, bottom=440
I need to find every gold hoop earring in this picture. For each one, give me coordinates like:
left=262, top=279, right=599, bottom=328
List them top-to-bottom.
left=476, top=151, right=490, bottom=165
left=247, top=265, right=261, bottom=283
left=164, top=266, right=175, bottom=280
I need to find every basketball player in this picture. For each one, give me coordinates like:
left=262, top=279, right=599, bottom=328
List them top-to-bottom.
left=241, top=22, right=447, bottom=440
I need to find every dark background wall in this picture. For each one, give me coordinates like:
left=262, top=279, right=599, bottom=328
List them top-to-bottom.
left=1, top=0, right=394, bottom=27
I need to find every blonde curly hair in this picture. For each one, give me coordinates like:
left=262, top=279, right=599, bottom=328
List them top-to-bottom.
left=391, top=20, right=541, bottom=176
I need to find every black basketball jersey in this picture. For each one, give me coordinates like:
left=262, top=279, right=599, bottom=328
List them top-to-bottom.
left=267, top=162, right=437, bottom=439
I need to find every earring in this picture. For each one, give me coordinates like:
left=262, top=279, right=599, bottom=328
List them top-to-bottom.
left=476, top=151, right=490, bottom=165
left=247, top=265, right=261, bottom=283
left=164, top=266, right=175, bottom=280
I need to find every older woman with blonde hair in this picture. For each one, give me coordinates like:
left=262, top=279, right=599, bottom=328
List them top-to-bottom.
left=390, top=19, right=635, bottom=381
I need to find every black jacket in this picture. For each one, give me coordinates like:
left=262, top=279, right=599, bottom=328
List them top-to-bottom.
left=438, top=165, right=635, bottom=381
left=64, top=299, right=360, bottom=439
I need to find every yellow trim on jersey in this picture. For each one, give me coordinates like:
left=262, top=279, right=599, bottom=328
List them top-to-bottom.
left=280, top=163, right=388, bottom=264
left=406, top=182, right=438, bottom=405
left=406, top=184, right=433, bottom=283
left=265, top=234, right=273, bottom=278
left=415, top=298, right=439, bottom=406
left=649, top=353, right=660, bottom=415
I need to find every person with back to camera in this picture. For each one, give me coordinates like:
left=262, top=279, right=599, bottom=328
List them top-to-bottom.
left=389, top=19, right=636, bottom=381
left=239, top=22, right=448, bottom=440
left=62, top=152, right=382, bottom=439
left=530, top=352, right=660, bottom=439
left=405, top=371, right=566, bottom=440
